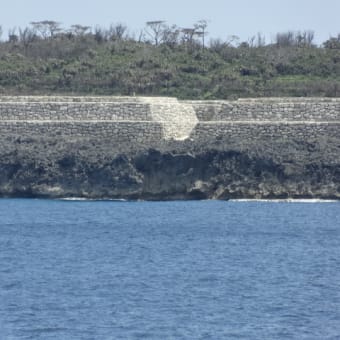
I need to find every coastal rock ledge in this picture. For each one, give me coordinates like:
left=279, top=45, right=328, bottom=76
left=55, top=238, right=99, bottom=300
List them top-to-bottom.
left=0, top=96, right=340, bottom=200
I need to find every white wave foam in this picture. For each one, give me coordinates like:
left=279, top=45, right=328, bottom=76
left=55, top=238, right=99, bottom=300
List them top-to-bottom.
left=58, top=198, right=127, bottom=202
left=229, top=198, right=338, bottom=203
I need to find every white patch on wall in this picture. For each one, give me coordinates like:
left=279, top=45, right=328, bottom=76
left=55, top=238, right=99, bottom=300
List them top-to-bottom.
left=140, top=97, right=198, bottom=140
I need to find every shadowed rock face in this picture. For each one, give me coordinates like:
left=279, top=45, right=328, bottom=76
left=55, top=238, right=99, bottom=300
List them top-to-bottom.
left=0, top=96, right=340, bottom=200
left=0, top=135, right=339, bottom=200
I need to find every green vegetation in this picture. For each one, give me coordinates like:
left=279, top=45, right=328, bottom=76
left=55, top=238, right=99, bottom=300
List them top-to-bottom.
left=0, top=21, right=339, bottom=98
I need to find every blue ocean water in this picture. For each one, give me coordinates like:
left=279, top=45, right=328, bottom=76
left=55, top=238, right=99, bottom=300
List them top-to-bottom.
left=0, top=199, right=339, bottom=340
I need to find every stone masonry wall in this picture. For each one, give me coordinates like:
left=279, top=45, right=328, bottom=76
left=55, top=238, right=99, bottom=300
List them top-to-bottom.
left=0, top=96, right=339, bottom=146
left=185, top=98, right=340, bottom=122
left=0, top=102, right=151, bottom=121
left=0, top=121, right=163, bottom=148
left=191, top=122, right=340, bottom=145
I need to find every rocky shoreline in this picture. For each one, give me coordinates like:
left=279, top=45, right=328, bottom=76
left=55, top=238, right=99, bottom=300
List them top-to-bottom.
left=1, top=143, right=340, bottom=200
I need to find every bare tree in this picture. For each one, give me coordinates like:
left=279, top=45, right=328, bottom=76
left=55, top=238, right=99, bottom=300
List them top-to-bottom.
left=30, top=20, right=62, bottom=39
left=194, top=20, right=208, bottom=49
left=145, top=21, right=166, bottom=45
left=108, top=23, right=127, bottom=41
left=71, top=24, right=91, bottom=37
left=161, top=25, right=180, bottom=46
left=0, top=26, right=2, bottom=41
left=94, top=26, right=108, bottom=43
left=19, top=27, right=37, bottom=51
left=8, top=28, right=18, bottom=43
left=181, top=28, right=196, bottom=44
left=137, top=29, right=145, bottom=43
left=275, top=30, right=314, bottom=48
left=297, top=30, right=314, bottom=47
left=275, top=31, right=294, bottom=47
left=256, top=32, right=266, bottom=47
left=246, top=34, right=265, bottom=48
left=225, top=35, right=240, bottom=47
left=247, top=35, right=256, bottom=48
left=209, top=38, right=226, bottom=52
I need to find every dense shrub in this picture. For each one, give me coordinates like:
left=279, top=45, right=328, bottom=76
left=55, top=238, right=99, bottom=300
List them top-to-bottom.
left=0, top=24, right=339, bottom=98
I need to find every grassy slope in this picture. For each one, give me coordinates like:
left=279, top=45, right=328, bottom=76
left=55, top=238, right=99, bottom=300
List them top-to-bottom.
left=0, top=38, right=339, bottom=98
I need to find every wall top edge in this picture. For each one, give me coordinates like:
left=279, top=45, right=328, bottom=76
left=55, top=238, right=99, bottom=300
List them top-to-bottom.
left=0, top=96, right=339, bottom=103
left=182, top=97, right=340, bottom=103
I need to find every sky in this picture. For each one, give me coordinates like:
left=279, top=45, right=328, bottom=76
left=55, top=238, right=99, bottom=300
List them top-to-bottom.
left=1, top=0, right=339, bottom=45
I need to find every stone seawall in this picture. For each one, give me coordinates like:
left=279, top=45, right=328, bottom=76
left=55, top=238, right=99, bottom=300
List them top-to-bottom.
left=0, top=96, right=339, bottom=199
left=0, top=96, right=339, bottom=140
left=0, top=96, right=198, bottom=140
left=1, top=97, right=340, bottom=122
left=185, top=98, right=340, bottom=122
left=0, top=102, right=151, bottom=121
left=0, top=121, right=163, bottom=150
left=192, top=122, right=340, bottom=141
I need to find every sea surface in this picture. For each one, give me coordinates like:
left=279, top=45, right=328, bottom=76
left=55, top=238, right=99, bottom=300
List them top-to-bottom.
left=0, top=199, right=339, bottom=340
